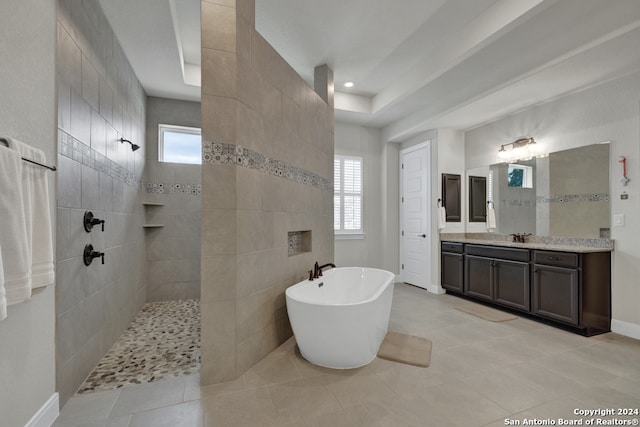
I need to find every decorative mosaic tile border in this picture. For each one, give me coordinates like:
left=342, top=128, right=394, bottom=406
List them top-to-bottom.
left=59, top=130, right=143, bottom=188
left=59, top=130, right=203, bottom=196
left=59, top=132, right=331, bottom=194
left=202, top=141, right=333, bottom=192
left=144, top=182, right=202, bottom=196
left=499, top=193, right=609, bottom=207
left=536, top=193, right=609, bottom=203
left=500, top=199, right=535, bottom=207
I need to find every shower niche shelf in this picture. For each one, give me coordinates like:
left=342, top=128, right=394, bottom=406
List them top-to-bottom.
left=143, top=202, right=165, bottom=229
left=288, top=230, right=311, bottom=256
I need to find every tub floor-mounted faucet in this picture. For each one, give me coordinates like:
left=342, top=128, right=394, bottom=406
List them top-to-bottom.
left=311, top=262, right=336, bottom=279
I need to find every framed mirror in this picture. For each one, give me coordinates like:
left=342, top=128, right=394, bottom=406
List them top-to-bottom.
left=465, top=143, right=610, bottom=238
left=442, top=173, right=461, bottom=222
left=468, top=176, right=487, bottom=222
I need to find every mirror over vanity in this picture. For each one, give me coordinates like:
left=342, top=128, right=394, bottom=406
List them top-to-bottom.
left=466, top=143, right=610, bottom=239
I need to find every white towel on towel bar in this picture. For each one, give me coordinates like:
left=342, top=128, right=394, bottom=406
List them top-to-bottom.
left=4, top=138, right=55, bottom=288
left=0, top=145, right=32, bottom=305
left=438, top=206, right=447, bottom=231
left=486, top=206, right=497, bottom=231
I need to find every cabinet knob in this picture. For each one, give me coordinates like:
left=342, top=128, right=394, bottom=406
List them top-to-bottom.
left=547, top=256, right=561, bottom=261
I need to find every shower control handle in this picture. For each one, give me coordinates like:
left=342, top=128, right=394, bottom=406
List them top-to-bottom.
left=84, top=211, right=105, bottom=232
left=84, top=244, right=105, bottom=266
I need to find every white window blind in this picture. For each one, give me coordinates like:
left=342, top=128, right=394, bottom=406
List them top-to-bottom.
left=334, top=155, right=363, bottom=233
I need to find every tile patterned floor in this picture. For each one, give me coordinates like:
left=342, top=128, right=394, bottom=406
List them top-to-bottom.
left=55, top=284, right=640, bottom=427
left=78, top=300, right=200, bottom=394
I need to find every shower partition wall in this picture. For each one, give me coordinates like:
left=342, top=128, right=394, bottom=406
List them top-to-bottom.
left=56, top=0, right=147, bottom=405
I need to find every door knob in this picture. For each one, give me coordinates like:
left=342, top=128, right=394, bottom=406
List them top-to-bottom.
left=419, top=234, right=426, bottom=238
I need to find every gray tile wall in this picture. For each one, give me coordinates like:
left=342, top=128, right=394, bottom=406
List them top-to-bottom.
left=56, top=0, right=147, bottom=405
left=200, top=0, right=334, bottom=385
left=145, top=97, right=202, bottom=301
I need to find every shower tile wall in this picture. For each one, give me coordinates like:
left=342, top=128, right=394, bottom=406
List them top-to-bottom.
left=56, top=0, right=147, bottom=405
left=200, top=0, right=334, bottom=384
left=145, top=96, right=202, bottom=301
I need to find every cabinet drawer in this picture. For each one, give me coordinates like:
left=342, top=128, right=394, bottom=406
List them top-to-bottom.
left=441, top=242, right=464, bottom=253
left=465, top=244, right=529, bottom=262
left=534, top=251, right=579, bottom=268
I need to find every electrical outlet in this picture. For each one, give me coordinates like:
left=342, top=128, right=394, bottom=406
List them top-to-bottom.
left=613, top=214, right=625, bottom=227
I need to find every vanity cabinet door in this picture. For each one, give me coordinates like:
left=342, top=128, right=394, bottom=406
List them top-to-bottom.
left=441, top=252, right=464, bottom=293
left=464, top=255, right=493, bottom=301
left=494, top=260, right=530, bottom=311
left=532, top=264, right=579, bottom=325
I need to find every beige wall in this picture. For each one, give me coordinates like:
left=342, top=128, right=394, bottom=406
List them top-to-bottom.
left=56, top=0, right=147, bottom=404
left=200, top=0, right=334, bottom=384
left=0, top=1, right=57, bottom=424
left=465, top=70, right=640, bottom=338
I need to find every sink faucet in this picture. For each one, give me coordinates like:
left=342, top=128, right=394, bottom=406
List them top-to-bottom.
left=510, top=233, right=531, bottom=243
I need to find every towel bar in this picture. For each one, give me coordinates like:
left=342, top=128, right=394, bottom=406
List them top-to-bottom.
left=0, top=137, right=57, bottom=171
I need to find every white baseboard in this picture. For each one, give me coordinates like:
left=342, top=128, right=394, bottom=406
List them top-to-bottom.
left=395, top=278, right=444, bottom=295
left=426, top=283, right=445, bottom=295
left=611, top=319, right=640, bottom=340
left=25, top=393, right=59, bottom=427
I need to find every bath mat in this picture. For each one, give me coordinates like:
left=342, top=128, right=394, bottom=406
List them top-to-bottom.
left=455, top=304, right=517, bottom=322
left=377, top=332, right=432, bottom=368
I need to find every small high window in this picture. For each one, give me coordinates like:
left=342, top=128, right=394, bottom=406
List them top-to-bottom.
left=158, top=124, right=202, bottom=165
left=334, top=155, right=363, bottom=234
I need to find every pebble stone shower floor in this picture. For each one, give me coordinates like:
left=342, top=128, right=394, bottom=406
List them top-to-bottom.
left=78, top=299, right=200, bottom=394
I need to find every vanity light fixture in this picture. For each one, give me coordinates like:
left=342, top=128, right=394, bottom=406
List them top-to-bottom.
left=344, top=82, right=354, bottom=88
left=119, top=137, right=140, bottom=152
left=497, top=137, right=545, bottom=163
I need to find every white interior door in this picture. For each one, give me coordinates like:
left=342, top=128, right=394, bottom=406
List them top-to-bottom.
left=400, top=143, right=431, bottom=289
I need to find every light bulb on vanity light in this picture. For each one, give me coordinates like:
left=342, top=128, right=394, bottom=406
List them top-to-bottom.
left=344, top=82, right=354, bottom=88
left=497, top=137, right=546, bottom=163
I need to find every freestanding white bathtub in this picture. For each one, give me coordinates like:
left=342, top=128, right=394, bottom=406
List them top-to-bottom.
left=285, top=267, right=395, bottom=369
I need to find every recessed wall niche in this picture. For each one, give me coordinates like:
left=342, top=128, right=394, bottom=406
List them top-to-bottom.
left=288, top=231, right=312, bottom=256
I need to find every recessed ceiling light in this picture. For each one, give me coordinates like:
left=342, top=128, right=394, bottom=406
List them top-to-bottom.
left=344, top=82, right=354, bottom=88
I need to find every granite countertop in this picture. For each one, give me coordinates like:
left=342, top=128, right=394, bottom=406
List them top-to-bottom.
left=440, top=233, right=614, bottom=253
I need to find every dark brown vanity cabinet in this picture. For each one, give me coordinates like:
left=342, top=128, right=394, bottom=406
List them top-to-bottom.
left=441, top=242, right=464, bottom=293
left=441, top=242, right=611, bottom=336
left=464, top=245, right=530, bottom=310
left=532, top=250, right=611, bottom=334
left=532, top=251, right=579, bottom=325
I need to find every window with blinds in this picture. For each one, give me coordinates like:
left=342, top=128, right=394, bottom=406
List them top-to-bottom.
left=334, top=155, right=363, bottom=234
